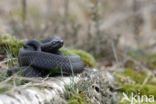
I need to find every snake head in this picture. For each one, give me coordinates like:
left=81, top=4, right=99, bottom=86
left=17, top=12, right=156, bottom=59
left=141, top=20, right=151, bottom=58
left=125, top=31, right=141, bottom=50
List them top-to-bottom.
left=41, top=36, right=64, bottom=52
left=51, top=36, right=64, bottom=49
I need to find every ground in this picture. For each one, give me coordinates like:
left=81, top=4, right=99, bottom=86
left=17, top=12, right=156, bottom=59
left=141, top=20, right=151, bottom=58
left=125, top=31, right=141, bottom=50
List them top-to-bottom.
left=1, top=34, right=156, bottom=104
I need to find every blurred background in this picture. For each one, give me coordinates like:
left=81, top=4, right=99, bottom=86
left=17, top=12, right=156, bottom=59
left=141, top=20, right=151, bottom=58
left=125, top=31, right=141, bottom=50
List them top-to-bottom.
left=0, top=0, right=156, bottom=61
left=1, top=1, right=156, bottom=102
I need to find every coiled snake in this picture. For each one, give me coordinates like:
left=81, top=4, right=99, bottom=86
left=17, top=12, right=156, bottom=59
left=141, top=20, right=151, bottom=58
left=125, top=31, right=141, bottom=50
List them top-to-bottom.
left=8, top=36, right=84, bottom=77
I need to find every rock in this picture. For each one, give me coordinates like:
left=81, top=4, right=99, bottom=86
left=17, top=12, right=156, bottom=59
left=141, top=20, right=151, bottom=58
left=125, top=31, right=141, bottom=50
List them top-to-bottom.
left=0, top=68, right=118, bottom=104
left=66, top=69, right=117, bottom=104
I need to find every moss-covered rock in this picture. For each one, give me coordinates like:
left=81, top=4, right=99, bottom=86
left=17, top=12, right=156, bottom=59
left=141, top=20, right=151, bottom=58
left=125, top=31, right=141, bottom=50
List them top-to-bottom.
left=0, top=34, right=23, bottom=56
left=60, top=48, right=96, bottom=67
left=66, top=70, right=117, bottom=104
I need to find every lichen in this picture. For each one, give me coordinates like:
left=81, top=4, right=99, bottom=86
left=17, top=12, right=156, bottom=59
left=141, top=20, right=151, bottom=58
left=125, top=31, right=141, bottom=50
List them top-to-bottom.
left=65, top=70, right=117, bottom=104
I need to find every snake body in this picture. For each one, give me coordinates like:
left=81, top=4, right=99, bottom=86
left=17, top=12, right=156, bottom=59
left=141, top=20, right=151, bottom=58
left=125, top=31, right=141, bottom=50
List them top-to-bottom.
left=14, top=36, right=84, bottom=77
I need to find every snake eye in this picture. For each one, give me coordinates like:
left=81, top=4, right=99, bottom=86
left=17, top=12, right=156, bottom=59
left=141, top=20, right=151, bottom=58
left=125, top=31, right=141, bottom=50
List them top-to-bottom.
left=52, top=40, right=63, bottom=46
left=51, top=41, right=58, bottom=45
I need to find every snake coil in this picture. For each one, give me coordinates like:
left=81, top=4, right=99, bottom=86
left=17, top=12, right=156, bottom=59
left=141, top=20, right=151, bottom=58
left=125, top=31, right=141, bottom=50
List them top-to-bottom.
left=8, top=36, right=85, bottom=77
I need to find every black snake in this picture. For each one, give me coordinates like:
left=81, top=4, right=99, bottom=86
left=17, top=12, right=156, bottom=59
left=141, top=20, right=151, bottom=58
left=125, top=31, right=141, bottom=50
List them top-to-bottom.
left=8, top=36, right=84, bottom=77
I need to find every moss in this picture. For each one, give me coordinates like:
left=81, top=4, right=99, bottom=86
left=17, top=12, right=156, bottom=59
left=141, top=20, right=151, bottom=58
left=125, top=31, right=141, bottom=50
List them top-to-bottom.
left=0, top=34, right=23, bottom=56
left=60, top=48, right=96, bottom=67
left=114, top=68, right=147, bottom=85
left=114, top=68, right=156, bottom=103
left=115, top=68, right=156, bottom=86
left=123, top=68, right=147, bottom=84
left=118, top=84, right=156, bottom=104
left=120, top=84, right=156, bottom=98
left=65, top=85, right=88, bottom=104
left=0, top=87, right=9, bottom=94
left=68, top=92, right=87, bottom=104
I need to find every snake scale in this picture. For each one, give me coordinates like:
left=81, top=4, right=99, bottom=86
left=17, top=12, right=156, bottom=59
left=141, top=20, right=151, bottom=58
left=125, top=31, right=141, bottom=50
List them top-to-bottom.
left=8, top=36, right=84, bottom=77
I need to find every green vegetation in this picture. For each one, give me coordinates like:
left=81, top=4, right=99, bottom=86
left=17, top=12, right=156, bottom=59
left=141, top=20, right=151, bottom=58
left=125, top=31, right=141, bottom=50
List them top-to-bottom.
left=0, top=34, right=23, bottom=56
left=60, top=48, right=96, bottom=67
left=126, top=48, right=156, bottom=70
left=147, top=53, right=156, bottom=70
left=114, top=68, right=156, bottom=103
left=114, top=68, right=156, bottom=85
left=121, top=68, right=146, bottom=84
left=65, top=84, right=88, bottom=104
left=118, top=84, right=156, bottom=104
left=120, top=84, right=156, bottom=97
left=67, top=91, right=87, bottom=104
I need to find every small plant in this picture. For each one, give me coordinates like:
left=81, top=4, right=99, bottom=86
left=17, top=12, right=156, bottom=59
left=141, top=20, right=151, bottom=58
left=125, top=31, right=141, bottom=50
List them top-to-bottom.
left=65, top=87, right=87, bottom=104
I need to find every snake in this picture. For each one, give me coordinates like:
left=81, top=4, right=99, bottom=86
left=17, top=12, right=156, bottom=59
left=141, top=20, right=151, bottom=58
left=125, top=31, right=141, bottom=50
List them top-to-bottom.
left=8, top=36, right=84, bottom=77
